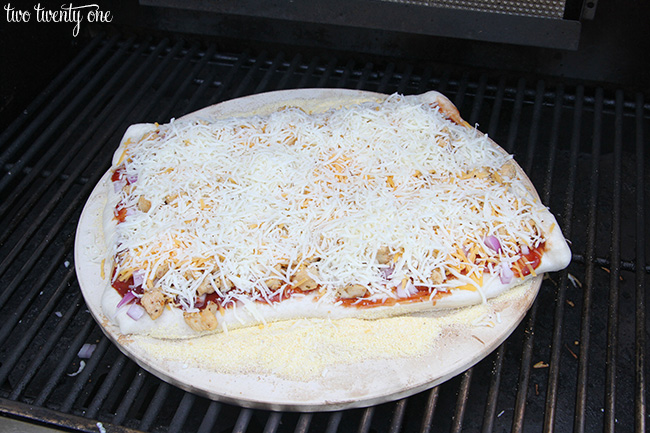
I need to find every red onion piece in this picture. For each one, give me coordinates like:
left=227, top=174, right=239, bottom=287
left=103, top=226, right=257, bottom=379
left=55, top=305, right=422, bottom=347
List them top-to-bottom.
left=127, top=174, right=138, bottom=184
left=113, top=179, right=126, bottom=193
left=484, top=235, right=502, bottom=252
left=521, top=244, right=530, bottom=255
left=499, top=264, right=514, bottom=284
left=381, top=266, right=394, bottom=280
left=132, top=270, right=145, bottom=288
left=396, top=281, right=418, bottom=298
left=116, top=291, right=137, bottom=309
left=194, top=294, right=207, bottom=309
left=127, top=303, right=145, bottom=321
left=77, top=343, right=97, bottom=359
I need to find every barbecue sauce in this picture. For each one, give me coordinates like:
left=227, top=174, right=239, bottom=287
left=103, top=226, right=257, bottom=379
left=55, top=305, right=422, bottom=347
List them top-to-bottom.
left=513, top=242, right=545, bottom=277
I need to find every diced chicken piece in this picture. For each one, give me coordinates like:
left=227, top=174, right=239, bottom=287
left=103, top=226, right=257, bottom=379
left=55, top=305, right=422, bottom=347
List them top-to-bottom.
left=137, top=195, right=151, bottom=212
left=376, top=246, right=391, bottom=265
left=154, top=263, right=168, bottom=279
left=266, top=263, right=287, bottom=290
left=292, top=266, right=318, bottom=291
left=431, top=269, right=444, bottom=285
left=197, top=275, right=215, bottom=295
left=215, top=276, right=234, bottom=293
left=337, top=284, right=368, bottom=299
left=141, top=290, right=166, bottom=320
left=183, top=303, right=218, bottom=332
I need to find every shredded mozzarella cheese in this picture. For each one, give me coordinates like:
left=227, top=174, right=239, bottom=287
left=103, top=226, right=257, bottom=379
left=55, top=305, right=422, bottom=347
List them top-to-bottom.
left=110, top=94, right=546, bottom=310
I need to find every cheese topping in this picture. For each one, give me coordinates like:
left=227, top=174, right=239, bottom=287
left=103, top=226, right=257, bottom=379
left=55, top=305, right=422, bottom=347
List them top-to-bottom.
left=109, top=94, right=547, bottom=313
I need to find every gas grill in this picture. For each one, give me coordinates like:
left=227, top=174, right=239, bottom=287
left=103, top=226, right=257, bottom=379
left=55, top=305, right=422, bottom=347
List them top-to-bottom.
left=0, top=0, right=648, bottom=432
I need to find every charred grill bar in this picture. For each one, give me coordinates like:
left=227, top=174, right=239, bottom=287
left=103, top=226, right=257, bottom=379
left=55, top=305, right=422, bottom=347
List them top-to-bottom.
left=0, top=31, right=648, bottom=433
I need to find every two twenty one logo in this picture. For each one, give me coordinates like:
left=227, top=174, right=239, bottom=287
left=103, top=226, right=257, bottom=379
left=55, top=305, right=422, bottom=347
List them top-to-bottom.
left=4, top=3, right=112, bottom=37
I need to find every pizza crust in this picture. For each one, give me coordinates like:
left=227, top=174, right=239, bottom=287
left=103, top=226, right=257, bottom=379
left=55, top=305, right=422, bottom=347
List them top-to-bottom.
left=100, top=90, right=571, bottom=339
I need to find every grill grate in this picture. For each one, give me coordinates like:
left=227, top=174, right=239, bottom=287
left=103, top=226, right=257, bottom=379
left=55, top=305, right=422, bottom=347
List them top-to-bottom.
left=0, top=36, right=647, bottom=433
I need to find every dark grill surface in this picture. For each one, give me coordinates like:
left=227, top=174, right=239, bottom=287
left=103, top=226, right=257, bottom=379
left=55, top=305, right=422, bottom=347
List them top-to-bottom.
left=0, top=36, right=648, bottom=433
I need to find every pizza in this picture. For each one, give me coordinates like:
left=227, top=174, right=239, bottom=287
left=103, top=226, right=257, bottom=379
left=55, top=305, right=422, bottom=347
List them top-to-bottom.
left=100, top=90, right=571, bottom=339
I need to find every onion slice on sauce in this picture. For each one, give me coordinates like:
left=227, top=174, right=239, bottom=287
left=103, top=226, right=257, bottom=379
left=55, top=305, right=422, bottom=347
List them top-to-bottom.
left=113, top=178, right=126, bottom=193
left=499, top=264, right=514, bottom=284
left=131, top=270, right=145, bottom=288
left=396, top=281, right=418, bottom=298
left=116, top=291, right=137, bottom=309
left=194, top=293, right=207, bottom=309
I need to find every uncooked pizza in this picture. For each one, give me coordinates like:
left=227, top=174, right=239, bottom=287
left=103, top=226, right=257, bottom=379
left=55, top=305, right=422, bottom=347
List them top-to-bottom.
left=101, top=90, right=571, bottom=339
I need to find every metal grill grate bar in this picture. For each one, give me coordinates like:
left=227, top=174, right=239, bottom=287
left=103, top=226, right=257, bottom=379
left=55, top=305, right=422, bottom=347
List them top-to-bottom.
left=233, top=52, right=269, bottom=100
left=256, top=52, right=286, bottom=94
left=277, top=53, right=303, bottom=90
left=468, top=74, right=487, bottom=125
left=487, top=77, right=507, bottom=140
left=505, top=78, right=527, bottom=154
left=522, top=80, right=545, bottom=174
left=573, top=87, right=603, bottom=433
left=603, top=91, right=624, bottom=433
left=634, top=93, right=646, bottom=433
left=511, top=299, right=538, bottom=433
left=482, top=344, right=506, bottom=433
left=84, top=353, right=129, bottom=418
left=112, top=369, right=147, bottom=425
left=451, top=370, right=473, bottom=433
left=139, top=382, right=170, bottom=430
left=419, top=388, right=439, bottom=433
left=168, top=392, right=197, bottom=432
left=388, top=399, right=407, bottom=433
left=196, top=401, right=222, bottom=433
left=357, top=407, right=375, bottom=433
left=233, top=408, right=254, bottom=433
left=325, top=411, right=342, bottom=433
left=264, top=412, right=283, bottom=433
left=296, top=413, right=313, bottom=433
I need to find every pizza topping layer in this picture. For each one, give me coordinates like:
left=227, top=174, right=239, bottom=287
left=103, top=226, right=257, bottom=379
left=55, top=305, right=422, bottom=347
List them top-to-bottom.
left=108, top=93, right=552, bottom=329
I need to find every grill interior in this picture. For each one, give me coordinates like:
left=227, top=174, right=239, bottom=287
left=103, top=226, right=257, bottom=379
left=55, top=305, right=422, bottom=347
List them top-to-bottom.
left=0, top=36, right=648, bottom=433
